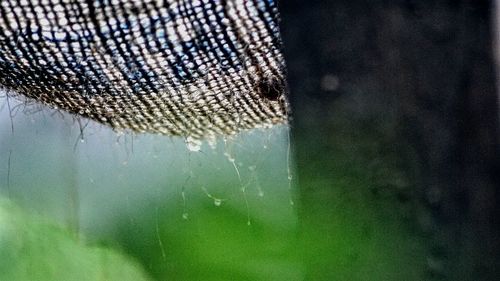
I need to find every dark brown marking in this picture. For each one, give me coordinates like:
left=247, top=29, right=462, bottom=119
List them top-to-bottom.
left=257, top=77, right=284, bottom=101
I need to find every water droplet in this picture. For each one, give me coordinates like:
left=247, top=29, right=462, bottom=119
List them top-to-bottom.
left=115, top=130, right=125, bottom=137
left=206, top=134, right=217, bottom=149
left=185, top=136, right=202, bottom=152
left=223, top=152, right=235, bottom=163
left=213, top=198, right=222, bottom=206
left=182, top=213, right=189, bottom=220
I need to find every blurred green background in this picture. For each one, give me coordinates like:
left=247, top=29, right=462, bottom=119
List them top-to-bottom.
left=0, top=97, right=430, bottom=281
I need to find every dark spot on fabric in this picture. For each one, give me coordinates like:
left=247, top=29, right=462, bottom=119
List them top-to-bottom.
left=130, top=6, right=140, bottom=15
left=257, top=77, right=284, bottom=101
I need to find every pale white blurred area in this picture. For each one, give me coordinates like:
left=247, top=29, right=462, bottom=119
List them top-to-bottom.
left=0, top=93, right=297, bottom=240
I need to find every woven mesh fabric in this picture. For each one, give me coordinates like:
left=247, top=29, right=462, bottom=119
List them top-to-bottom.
left=0, top=0, right=287, bottom=138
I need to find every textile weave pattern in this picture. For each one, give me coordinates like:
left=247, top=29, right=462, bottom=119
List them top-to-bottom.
left=0, top=0, right=288, bottom=138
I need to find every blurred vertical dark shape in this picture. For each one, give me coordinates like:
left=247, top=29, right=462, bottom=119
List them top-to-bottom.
left=280, top=0, right=499, bottom=280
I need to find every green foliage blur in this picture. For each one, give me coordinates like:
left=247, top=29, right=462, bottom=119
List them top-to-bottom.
left=0, top=100, right=429, bottom=281
left=0, top=199, right=151, bottom=281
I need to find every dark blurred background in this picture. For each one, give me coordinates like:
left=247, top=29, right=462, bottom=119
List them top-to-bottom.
left=281, top=0, right=499, bottom=280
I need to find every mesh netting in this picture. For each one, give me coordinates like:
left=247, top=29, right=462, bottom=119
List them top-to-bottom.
left=0, top=0, right=288, bottom=138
